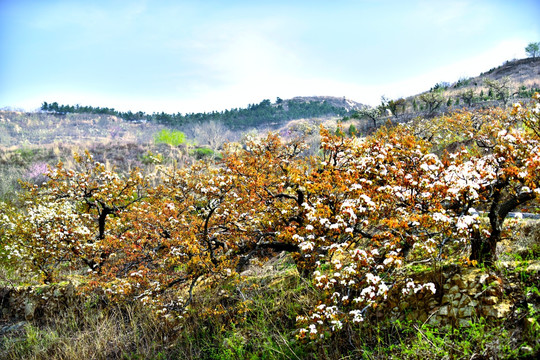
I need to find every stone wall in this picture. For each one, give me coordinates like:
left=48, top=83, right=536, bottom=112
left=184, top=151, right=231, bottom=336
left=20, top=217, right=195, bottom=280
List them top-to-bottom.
left=385, top=267, right=514, bottom=327
left=1, top=281, right=77, bottom=321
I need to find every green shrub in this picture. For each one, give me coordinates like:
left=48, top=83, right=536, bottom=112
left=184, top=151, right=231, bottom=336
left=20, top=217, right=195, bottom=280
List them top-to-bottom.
left=154, top=129, right=186, bottom=147
left=191, top=147, right=219, bottom=160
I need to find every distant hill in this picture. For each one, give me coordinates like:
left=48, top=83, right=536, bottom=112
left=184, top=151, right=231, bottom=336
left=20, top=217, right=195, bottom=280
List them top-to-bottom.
left=351, top=57, right=540, bottom=121
left=412, top=57, right=540, bottom=109
left=480, top=57, right=540, bottom=84
left=39, top=96, right=366, bottom=130
left=286, top=96, right=366, bottom=112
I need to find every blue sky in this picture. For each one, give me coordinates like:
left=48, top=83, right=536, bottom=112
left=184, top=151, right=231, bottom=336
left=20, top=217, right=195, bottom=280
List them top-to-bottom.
left=1, top=0, right=538, bottom=113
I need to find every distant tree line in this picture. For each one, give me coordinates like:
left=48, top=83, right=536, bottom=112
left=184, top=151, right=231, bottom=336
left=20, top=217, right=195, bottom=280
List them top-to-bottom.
left=41, top=99, right=350, bottom=129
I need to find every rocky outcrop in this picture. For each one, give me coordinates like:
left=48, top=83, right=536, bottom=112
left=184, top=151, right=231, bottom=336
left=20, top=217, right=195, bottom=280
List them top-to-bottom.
left=288, top=96, right=366, bottom=112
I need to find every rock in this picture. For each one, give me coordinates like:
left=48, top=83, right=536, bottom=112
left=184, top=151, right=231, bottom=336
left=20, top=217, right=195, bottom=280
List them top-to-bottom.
left=526, top=261, right=540, bottom=272
left=462, top=269, right=482, bottom=282
left=451, top=275, right=467, bottom=289
left=457, top=279, right=468, bottom=290
left=507, top=282, right=519, bottom=290
left=443, top=283, right=452, bottom=291
left=467, top=283, right=480, bottom=295
left=486, top=287, right=501, bottom=297
left=442, top=293, right=461, bottom=306
left=441, top=294, right=452, bottom=304
left=459, top=294, right=471, bottom=306
left=483, top=296, right=499, bottom=305
left=24, top=298, right=36, bottom=321
left=487, top=303, right=512, bottom=318
left=439, top=305, right=449, bottom=316
left=458, top=306, right=474, bottom=317
left=406, top=311, right=417, bottom=322
left=417, top=312, right=428, bottom=323
left=427, top=315, right=441, bottom=326
left=458, top=318, right=471, bottom=327
left=0, top=321, right=27, bottom=335
left=519, top=345, right=533, bottom=355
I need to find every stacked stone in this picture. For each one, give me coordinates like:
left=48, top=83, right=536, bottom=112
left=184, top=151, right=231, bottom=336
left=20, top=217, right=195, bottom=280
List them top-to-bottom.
left=387, top=268, right=512, bottom=327
left=430, top=269, right=512, bottom=327
left=1, top=281, right=76, bottom=321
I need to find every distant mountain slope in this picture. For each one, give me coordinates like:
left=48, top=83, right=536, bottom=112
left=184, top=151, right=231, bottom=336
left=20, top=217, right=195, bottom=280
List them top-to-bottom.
left=366, top=57, right=540, bottom=120
left=420, top=57, right=540, bottom=102
left=480, top=57, right=540, bottom=84
left=39, top=96, right=367, bottom=130
left=287, top=96, right=366, bottom=112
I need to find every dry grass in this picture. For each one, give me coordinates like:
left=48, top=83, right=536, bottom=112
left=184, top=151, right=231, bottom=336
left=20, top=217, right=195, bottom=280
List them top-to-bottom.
left=498, top=220, right=540, bottom=261
left=0, top=255, right=318, bottom=360
left=0, top=300, right=177, bottom=360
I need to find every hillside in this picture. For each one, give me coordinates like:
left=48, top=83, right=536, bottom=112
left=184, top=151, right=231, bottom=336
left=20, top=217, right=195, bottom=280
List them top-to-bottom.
left=2, top=57, right=539, bottom=201
left=336, top=57, right=540, bottom=131
left=407, top=57, right=540, bottom=113
left=425, top=57, right=540, bottom=98
left=481, top=57, right=540, bottom=84
left=0, top=95, right=365, bottom=199
left=39, top=96, right=365, bottom=130
left=286, top=96, right=366, bottom=112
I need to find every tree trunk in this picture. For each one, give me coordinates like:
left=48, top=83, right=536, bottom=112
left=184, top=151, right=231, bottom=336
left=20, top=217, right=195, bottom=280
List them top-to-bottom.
left=469, top=184, right=535, bottom=266
left=98, top=206, right=113, bottom=240
left=469, top=229, right=497, bottom=266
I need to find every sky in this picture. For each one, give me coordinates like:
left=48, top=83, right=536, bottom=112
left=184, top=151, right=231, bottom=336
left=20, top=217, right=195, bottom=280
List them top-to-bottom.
left=1, top=0, right=539, bottom=114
